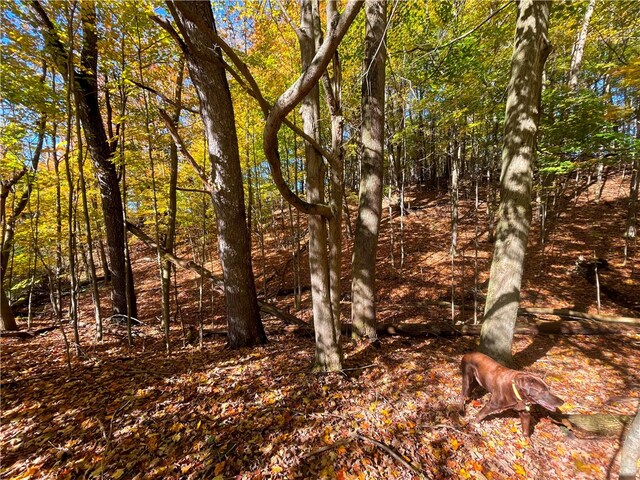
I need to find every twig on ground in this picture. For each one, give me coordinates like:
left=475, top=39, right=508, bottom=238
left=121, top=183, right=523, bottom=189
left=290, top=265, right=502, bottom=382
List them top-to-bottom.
left=340, top=363, right=377, bottom=372
left=303, top=432, right=430, bottom=479
left=302, top=433, right=356, bottom=459
left=353, top=433, right=430, bottom=479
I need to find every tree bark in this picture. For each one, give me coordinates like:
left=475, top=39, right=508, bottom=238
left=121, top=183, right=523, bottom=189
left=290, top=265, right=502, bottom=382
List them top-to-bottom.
left=31, top=0, right=137, bottom=318
left=168, top=0, right=266, bottom=348
left=298, top=0, right=343, bottom=371
left=322, top=0, right=346, bottom=338
left=351, top=0, right=386, bottom=340
left=479, top=0, right=551, bottom=365
left=568, top=0, right=596, bottom=90
left=161, top=62, right=184, bottom=344
left=625, top=101, right=639, bottom=261
left=0, top=111, right=45, bottom=331
left=77, top=135, right=102, bottom=340
left=619, top=407, right=640, bottom=480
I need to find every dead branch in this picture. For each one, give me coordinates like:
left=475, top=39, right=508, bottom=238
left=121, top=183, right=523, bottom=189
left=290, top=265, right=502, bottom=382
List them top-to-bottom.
left=411, top=301, right=640, bottom=325
left=518, top=307, right=640, bottom=325
left=375, top=321, right=633, bottom=337
left=0, top=326, right=57, bottom=338
left=550, top=413, right=633, bottom=438
left=302, top=433, right=429, bottom=479
left=302, top=434, right=356, bottom=459
left=353, top=434, right=429, bottom=479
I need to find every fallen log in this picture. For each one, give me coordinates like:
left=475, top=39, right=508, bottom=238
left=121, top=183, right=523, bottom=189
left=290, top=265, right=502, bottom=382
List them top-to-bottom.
left=417, top=300, right=640, bottom=325
left=518, top=307, right=640, bottom=325
left=280, top=319, right=631, bottom=339
left=370, top=320, right=631, bottom=338
left=0, top=325, right=57, bottom=339
left=0, top=331, right=34, bottom=339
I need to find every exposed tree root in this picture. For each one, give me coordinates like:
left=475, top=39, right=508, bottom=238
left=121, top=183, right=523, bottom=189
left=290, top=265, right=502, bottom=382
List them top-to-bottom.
left=550, top=413, right=633, bottom=438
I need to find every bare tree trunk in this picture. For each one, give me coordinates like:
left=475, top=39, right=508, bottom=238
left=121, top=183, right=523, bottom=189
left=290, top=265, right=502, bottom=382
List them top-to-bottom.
left=168, top=0, right=266, bottom=348
left=298, top=0, right=342, bottom=371
left=351, top=0, right=386, bottom=341
left=480, top=0, right=551, bottom=366
left=568, top=0, right=596, bottom=90
left=322, top=1, right=346, bottom=337
left=133, top=23, right=171, bottom=352
left=62, top=57, right=80, bottom=353
left=160, top=64, right=184, bottom=347
left=624, top=101, right=639, bottom=263
left=63, top=111, right=80, bottom=354
left=53, top=123, right=63, bottom=323
left=77, top=125, right=102, bottom=340
left=450, top=129, right=460, bottom=256
left=619, top=407, right=640, bottom=480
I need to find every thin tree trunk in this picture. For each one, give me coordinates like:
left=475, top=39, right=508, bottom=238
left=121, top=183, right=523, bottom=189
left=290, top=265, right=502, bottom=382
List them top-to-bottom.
left=298, top=0, right=342, bottom=371
left=351, top=0, right=386, bottom=341
left=480, top=0, right=551, bottom=365
left=568, top=0, right=596, bottom=90
left=322, top=2, right=345, bottom=335
left=134, top=21, right=168, bottom=351
left=63, top=59, right=80, bottom=353
left=159, top=61, right=184, bottom=348
left=624, top=101, right=639, bottom=263
left=53, top=121, right=64, bottom=323
left=63, top=121, right=79, bottom=354
left=292, top=129, right=303, bottom=310
left=450, top=129, right=460, bottom=256
left=77, top=133, right=102, bottom=340
left=26, top=190, right=38, bottom=329
left=93, top=201, right=110, bottom=281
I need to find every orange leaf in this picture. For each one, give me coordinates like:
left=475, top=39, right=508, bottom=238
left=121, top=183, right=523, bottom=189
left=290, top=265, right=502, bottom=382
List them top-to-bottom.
left=214, top=461, right=225, bottom=476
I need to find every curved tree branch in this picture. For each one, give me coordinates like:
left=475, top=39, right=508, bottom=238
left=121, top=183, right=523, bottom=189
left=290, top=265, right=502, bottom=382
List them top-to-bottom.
left=263, top=0, right=363, bottom=217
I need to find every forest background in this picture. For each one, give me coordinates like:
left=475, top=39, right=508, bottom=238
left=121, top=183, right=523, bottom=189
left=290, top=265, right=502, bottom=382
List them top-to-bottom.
left=1, top=0, right=640, bottom=479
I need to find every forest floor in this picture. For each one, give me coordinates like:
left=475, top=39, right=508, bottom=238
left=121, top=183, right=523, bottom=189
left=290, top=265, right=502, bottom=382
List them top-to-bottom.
left=2, top=172, right=639, bottom=480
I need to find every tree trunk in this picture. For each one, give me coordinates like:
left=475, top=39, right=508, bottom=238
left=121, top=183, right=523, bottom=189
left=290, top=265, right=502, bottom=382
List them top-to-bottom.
left=31, top=0, right=137, bottom=318
left=168, top=0, right=266, bottom=348
left=298, top=0, right=342, bottom=371
left=351, top=0, right=386, bottom=341
left=480, top=0, right=551, bottom=365
left=568, top=0, right=596, bottom=90
left=322, top=1, right=346, bottom=344
left=161, top=64, right=184, bottom=345
left=625, top=101, right=639, bottom=262
left=0, top=111, right=45, bottom=331
left=328, top=114, right=344, bottom=327
left=63, top=115, right=80, bottom=353
left=450, top=128, right=460, bottom=256
left=79, top=157, right=102, bottom=339
left=0, top=288, right=16, bottom=331
left=619, top=407, right=640, bottom=480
